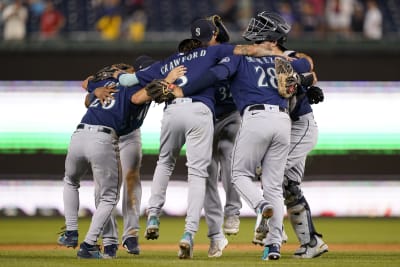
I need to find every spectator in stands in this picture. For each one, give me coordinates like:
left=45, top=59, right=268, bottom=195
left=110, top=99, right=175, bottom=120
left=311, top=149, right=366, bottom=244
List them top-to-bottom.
left=1, top=0, right=28, bottom=41
left=39, top=0, right=65, bottom=39
left=96, top=0, right=122, bottom=40
left=122, top=0, right=147, bottom=42
left=215, top=0, right=240, bottom=31
left=235, top=0, right=252, bottom=31
left=299, top=0, right=325, bottom=37
left=325, top=0, right=354, bottom=39
left=363, top=0, right=382, bottom=40
left=278, top=1, right=301, bottom=38
left=350, top=1, right=364, bottom=38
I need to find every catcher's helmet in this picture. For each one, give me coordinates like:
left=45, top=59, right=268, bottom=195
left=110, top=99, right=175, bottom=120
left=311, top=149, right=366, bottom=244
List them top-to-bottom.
left=242, top=11, right=291, bottom=44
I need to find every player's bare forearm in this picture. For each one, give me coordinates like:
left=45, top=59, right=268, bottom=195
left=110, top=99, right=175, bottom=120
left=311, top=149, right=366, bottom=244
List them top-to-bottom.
left=233, top=45, right=253, bottom=56
left=234, top=45, right=280, bottom=57
left=171, top=85, right=184, bottom=98
left=131, top=88, right=152, bottom=104
left=84, top=94, right=91, bottom=107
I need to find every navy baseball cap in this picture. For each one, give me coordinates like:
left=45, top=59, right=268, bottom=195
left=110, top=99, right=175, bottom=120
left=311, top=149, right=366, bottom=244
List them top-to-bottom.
left=191, top=19, right=217, bottom=42
left=133, top=55, right=156, bottom=70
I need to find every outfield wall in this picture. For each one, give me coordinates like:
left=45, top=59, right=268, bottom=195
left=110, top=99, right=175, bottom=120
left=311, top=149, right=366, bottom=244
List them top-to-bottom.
left=1, top=180, right=399, bottom=217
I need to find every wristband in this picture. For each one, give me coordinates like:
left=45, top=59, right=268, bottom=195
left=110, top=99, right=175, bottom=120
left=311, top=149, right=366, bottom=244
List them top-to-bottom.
left=168, top=83, right=176, bottom=90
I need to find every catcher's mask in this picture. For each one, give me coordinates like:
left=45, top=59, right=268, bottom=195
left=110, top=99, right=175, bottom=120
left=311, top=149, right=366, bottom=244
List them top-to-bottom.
left=242, top=11, right=291, bottom=45
left=191, top=18, right=218, bottom=43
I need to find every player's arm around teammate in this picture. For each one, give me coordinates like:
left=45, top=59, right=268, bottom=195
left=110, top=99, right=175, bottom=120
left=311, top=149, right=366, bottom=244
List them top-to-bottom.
left=78, top=58, right=159, bottom=257
left=58, top=63, right=150, bottom=258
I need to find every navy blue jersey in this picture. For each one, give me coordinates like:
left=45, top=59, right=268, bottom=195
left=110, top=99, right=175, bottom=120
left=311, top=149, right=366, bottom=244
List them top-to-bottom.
left=135, top=44, right=235, bottom=115
left=212, top=55, right=310, bottom=114
left=82, top=79, right=149, bottom=136
left=214, top=80, right=237, bottom=119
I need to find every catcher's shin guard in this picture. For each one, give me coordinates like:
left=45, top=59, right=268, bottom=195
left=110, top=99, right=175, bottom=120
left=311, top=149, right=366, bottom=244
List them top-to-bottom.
left=287, top=198, right=318, bottom=245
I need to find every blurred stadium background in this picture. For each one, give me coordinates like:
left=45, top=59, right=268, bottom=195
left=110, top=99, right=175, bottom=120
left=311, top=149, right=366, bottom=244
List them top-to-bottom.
left=0, top=0, right=399, bottom=217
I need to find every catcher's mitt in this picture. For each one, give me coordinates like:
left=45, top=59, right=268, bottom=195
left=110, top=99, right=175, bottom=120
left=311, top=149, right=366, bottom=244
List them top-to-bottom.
left=206, top=14, right=230, bottom=43
left=275, top=57, right=299, bottom=98
left=91, top=63, right=132, bottom=83
left=145, top=79, right=176, bottom=104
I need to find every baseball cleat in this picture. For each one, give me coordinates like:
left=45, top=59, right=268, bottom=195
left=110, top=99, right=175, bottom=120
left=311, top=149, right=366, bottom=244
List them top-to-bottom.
left=254, top=202, right=273, bottom=237
left=224, top=215, right=240, bottom=235
left=144, top=216, right=160, bottom=240
left=252, top=224, right=288, bottom=246
left=57, top=230, right=78, bottom=248
left=252, top=230, right=267, bottom=246
left=178, top=232, right=193, bottom=259
left=293, top=235, right=328, bottom=258
left=123, top=236, right=140, bottom=255
left=208, top=237, right=228, bottom=258
left=77, top=242, right=103, bottom=259
left=262, top=243, right=281, bottom=260
left=103, top=244, right=118, bottom=259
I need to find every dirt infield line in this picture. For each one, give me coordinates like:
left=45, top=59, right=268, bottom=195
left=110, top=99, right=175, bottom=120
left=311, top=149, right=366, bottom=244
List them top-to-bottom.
left=1, top=243, right=400, bottom=252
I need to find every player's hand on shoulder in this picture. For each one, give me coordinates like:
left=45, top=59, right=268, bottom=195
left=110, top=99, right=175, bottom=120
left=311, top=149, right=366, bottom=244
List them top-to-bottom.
left=165, top=65, right=186, bottom=83
left=94, top=86, right=118, bottom=105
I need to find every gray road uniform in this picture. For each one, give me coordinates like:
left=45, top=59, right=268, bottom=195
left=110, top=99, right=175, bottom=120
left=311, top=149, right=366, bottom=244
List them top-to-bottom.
left=118, top=43, right=238, bottom=259
left=281, top=50, right=329, bottom=258
left=184, top=54, right=312, bottom=251
left=89, top=58, right=155, bottom=256
left=59, top=78, right=143, bottom=258
left=204, top=81, right=242, bottom=241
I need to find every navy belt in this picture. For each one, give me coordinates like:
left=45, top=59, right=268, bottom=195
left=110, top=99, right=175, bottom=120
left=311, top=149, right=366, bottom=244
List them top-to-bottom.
left=248, top=104, right=288, bottom=113
left=77, top=123, right=112, bottom=134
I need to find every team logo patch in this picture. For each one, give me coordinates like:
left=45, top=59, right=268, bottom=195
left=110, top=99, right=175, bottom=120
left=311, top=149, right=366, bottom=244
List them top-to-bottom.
left=219, top=57, right=230, bottom=63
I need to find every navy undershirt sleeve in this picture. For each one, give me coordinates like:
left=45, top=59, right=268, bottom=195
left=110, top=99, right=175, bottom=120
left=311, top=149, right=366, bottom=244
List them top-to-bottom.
left=183, top=64, right=230, bottom=96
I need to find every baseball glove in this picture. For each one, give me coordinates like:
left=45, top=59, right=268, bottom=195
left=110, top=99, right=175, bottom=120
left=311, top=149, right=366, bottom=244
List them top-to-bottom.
left=206, top=14, right=230, bottom=43
left=275, top=57, right=299, bottom=98
left=91, top=63, right=132, bottom=83
left=144, top=79, right=176, bottom=104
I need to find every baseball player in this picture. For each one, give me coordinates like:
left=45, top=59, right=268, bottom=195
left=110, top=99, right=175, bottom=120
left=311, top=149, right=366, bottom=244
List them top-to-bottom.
left=247, top=11, right=328, bottom=258
left=180, top=12, right=313, bottom=261
left=249, top=12, right=328, bottom=259
left=189, top=15, right=241, bottom=257
left=116, top=31, right=274, bottom=259
left=282, top=53, right=328, bottom=259
left=80, top=57, right=185, bottom=258
left=82, top=57, right=154, bottom=258
left=57, top=66, right=144, bottom=259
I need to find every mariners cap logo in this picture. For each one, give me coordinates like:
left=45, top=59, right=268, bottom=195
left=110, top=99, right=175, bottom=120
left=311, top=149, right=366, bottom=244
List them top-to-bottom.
left=191, top=19, right=216, bottom=42
left=195, top=27, right=201, bottom=37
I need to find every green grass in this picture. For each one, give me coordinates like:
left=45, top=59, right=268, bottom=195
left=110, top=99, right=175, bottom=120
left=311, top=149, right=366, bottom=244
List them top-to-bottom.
left=0, top=217, right=400, bottom=267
